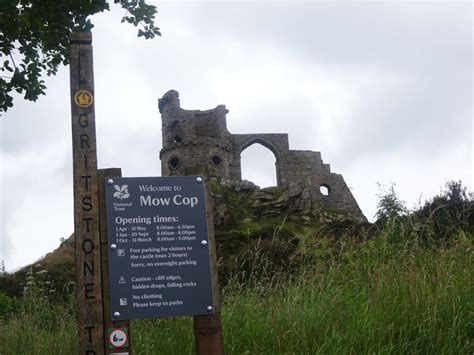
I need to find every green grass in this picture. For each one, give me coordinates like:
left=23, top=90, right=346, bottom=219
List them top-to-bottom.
left=1, top=234, right=472, bottom=354
left=219, top=235, right=473, bottom=354
left=0, top=297, right=76, bottom=354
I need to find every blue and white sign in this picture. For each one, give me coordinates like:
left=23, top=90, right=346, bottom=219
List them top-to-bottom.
left=105, top=176, right=214, bottom=320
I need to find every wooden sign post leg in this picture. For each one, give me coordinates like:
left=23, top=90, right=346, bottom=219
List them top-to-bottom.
left=69, top=32, right=105, bottom=354
left=98, top=168, right=133, bottom=354
left=185, top=168, right=225, bottom=355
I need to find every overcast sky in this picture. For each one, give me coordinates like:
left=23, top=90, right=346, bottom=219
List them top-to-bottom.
left=1, top=1, right=472, bottom=272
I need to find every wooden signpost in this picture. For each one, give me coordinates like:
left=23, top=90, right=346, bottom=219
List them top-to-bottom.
left=69, top=32, right=105, bottom=354
left=70, top=32, right=223, bottom=354
left=70, top=32, right=133, bottom=355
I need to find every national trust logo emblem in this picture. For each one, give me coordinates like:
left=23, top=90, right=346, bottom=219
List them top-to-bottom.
left=113, top=185, right=130, bottom=200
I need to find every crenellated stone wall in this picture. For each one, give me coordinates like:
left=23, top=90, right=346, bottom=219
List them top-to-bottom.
left=158, top=90, right=366, bottom=222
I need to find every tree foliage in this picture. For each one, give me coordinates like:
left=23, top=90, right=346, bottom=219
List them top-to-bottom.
left=0, top=0, right=161, bottom=114
left=414, top=180, right=474, bottom=242
left=375, top=181, right=474, bottom=246
left=374, top=183, right=410, bottom=243
left=375, top=183, right=408, bottom=221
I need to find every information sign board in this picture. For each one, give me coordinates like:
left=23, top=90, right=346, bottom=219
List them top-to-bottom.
left=105, top=176, right=214, bottom=320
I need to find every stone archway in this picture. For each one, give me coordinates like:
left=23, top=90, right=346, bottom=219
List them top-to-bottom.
left=233, top=133, right=289, bottom=158
left=230, top=134, right=290, bottom=185
left=239, top=142, right=279, bottom=187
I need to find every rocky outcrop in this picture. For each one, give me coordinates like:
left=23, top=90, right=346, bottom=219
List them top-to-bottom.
left=211, top=178, right=354, bottom=228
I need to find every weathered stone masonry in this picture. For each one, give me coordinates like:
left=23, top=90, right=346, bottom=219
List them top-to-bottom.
left=159, top=90, right=366, bottom=222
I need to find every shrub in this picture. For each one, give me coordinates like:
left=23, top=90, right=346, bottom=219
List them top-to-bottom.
left=415, top=180, right=473, bottom=244
left=0, top=292, right=14, bottom=317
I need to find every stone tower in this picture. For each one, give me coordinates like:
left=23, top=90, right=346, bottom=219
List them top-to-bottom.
left=159, top=90, right=366, bottom=222
left=159, top=90, right=234, bottom=178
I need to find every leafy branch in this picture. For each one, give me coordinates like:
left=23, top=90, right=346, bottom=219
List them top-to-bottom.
left=0, top=0, right=161, bottom=115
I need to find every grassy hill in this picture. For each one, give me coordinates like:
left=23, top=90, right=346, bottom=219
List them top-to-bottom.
left=0, top=179, right=473, bottom=354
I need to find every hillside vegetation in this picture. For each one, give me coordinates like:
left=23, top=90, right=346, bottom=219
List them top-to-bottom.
left=0, top=180, right=473, bottom=354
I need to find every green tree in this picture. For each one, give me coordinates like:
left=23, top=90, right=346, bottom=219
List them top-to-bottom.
left=0, top=0, right=161, bottom=114
left=375, top=183, right=410, bottom=243
left=375, top=183, right=408, bottom=221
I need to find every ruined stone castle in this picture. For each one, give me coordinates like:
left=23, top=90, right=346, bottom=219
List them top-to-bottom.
left=158, top=90, right=366, bottom=222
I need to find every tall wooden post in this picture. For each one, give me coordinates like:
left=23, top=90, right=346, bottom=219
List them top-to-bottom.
left=69, top=32, right=105, bottom=354
left=185, top=167, right=225, bottom=355
left=98, top=168, right=133, bottom=354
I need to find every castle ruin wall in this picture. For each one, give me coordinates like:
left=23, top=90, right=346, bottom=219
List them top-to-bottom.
left=158, top=90, right=366, bottom=222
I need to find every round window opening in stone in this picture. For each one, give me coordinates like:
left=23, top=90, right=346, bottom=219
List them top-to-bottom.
left=174, top=135, right=182, bottom=143
left=211, top=155, right=222, bottom=167
left=168, top=156, right=180, bottom=170
left=320, top=184, right=331, bottom=196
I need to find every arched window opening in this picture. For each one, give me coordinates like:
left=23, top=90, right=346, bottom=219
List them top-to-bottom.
left=170, top=120, right=183, bottom=143
left=240, top=143, right=277, bottom=188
